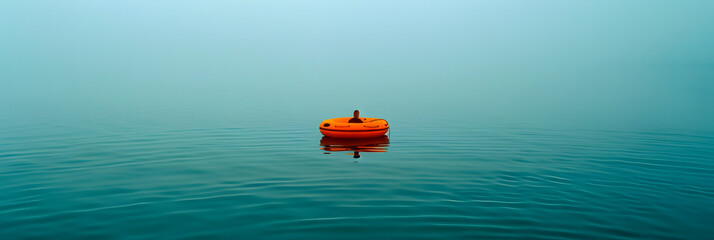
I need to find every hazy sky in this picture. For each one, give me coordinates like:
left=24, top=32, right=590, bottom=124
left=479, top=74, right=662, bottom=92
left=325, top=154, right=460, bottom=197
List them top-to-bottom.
left=2, top=1, right=713, bottom=130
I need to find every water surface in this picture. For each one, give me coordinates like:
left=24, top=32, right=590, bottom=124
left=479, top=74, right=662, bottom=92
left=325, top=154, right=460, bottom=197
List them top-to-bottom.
left=1, top=107, right=713, bottom=239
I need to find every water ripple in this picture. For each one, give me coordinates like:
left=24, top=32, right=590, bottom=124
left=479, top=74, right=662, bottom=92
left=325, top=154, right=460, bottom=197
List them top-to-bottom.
left=1, top=123, right=712, bottom=239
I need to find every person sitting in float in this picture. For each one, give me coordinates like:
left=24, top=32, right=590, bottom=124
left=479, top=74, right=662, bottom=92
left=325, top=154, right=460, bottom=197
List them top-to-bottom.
left=348, top=110, right=364, bottom=123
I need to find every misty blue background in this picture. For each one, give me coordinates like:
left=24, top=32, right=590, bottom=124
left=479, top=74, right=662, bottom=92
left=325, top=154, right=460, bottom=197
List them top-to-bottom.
left=3, top=0, right=713, bottom=129
left=2, top=1, right=713, bottom=239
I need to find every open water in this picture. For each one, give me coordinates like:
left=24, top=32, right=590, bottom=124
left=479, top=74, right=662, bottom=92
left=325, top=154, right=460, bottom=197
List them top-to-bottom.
left=1, top=105, right=713, bottom=239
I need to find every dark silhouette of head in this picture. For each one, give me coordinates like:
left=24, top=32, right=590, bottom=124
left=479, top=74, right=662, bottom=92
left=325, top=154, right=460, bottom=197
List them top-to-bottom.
left=348, top=110, right=364, bottom=123
left=353, top=151, right=361, bottom=159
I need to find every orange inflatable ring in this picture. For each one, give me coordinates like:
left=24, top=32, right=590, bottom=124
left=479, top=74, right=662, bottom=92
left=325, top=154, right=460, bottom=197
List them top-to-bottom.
left=319, top=117, right=389, bottom=138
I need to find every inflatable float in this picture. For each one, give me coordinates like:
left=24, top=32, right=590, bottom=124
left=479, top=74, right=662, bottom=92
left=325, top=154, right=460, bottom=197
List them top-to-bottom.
left=319, top=111, right=389, bottom=138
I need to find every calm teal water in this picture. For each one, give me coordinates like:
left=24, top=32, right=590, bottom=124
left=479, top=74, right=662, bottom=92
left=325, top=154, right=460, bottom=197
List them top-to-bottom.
left=2, top=1, right=714, bottom=239
left=1, top=106, right=713, bottom=239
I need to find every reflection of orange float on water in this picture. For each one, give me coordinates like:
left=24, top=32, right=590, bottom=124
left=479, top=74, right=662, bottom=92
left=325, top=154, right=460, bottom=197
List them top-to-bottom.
left=319, top=111, right=389, bottom=138
left=320, top=136, right=390, bottom=152
left=320, top=136, right=390, bottom=158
